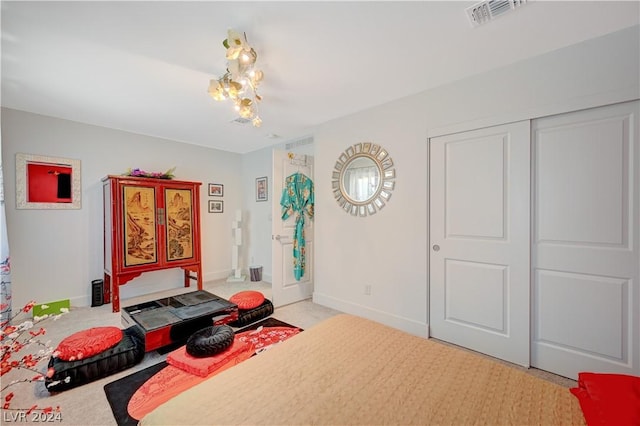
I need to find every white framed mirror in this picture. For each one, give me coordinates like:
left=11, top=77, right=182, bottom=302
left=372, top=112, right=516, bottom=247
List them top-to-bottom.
left=331, top=142, right=395, bottom=216
left=16, top=153, right=81, bottom=209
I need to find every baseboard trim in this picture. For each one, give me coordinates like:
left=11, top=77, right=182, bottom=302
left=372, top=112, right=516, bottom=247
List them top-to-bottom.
left=203, top=270, right=233, bottom=282
left=313, top=292, right=428, bottom=338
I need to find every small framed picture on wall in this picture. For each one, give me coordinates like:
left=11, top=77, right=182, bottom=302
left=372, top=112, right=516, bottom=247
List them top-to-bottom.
left=256, top=176, right=268, bottom=202
left=208, top=183, right=223, bottom=197
left=208, top=200, right=223, bottom=213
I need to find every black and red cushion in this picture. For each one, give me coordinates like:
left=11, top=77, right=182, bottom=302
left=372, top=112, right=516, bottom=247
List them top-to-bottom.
left=229, top=291, right=265, bottom=310
left=229, top=299, right=274, bottom=328
left=46, top=326, right=144, bottom=392
left=55, top=326, right=123, bottom=361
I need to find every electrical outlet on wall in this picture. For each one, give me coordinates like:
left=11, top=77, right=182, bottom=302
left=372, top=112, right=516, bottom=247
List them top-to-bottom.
left=364, top=285, right=372, bottom=296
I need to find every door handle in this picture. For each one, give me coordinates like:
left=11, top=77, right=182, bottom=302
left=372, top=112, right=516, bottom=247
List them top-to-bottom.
left=274, top=235, right=290, bottom=242
left=432, top=244, right=440, bottom=252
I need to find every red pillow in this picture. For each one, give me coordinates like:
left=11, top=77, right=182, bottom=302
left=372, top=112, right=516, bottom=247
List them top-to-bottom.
left=229, top=291, right=265, bottom=310
left=55, top=327, right=123, bottom=361
left=166, top=338, right=254, bottom=377
left=570, top=372, right=640, bottom=426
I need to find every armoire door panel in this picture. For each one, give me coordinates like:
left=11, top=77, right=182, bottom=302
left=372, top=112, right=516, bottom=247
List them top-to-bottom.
left=123, top=184, right=158, bottom=267
left=165, top=187, right=195, bottom=262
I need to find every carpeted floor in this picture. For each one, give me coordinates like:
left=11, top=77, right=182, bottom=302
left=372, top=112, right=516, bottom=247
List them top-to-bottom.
left=104, top=317, right=302, bottom=425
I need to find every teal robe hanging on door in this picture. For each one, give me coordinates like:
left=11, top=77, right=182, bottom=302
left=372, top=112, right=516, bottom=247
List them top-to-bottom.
left=280, top=172, right=314, bottom=281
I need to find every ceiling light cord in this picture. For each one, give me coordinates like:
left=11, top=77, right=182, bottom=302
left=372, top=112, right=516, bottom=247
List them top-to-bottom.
left=208, top=30, right=263, bottom=127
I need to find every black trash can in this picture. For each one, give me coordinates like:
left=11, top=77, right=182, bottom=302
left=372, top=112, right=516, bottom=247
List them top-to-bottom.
left=249, top=266, right=263, bottom=282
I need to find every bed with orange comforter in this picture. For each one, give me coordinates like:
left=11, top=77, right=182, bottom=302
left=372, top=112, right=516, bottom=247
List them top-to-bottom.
left=140, top=314, right=586, bottom=425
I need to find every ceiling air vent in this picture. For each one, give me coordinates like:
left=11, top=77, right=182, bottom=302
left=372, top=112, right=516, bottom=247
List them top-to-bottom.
left=466, top=0, right=528, bottom=27
left=230, top=117, right=251, bottom=125
left=285, top=136, right=314, bottom=150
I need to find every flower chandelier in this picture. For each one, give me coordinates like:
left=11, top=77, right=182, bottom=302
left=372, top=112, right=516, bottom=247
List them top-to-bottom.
left=208, top=30, right=264, bottom=127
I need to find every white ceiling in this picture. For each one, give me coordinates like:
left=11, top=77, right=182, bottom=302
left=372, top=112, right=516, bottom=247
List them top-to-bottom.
left=2, top=1, right=639, bottom=154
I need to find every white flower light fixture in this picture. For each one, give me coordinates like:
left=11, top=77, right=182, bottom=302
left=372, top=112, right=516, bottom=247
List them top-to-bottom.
left=208, top=30, right=264, bottom=127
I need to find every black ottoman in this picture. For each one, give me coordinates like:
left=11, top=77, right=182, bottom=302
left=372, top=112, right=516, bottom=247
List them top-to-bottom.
left=228, top=299, right=274, bottom=328
left=45, top=326, right=145, bottom=392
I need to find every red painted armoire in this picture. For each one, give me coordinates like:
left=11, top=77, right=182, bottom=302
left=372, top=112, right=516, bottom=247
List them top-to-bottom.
left=102, top=175, right=202, bottom=312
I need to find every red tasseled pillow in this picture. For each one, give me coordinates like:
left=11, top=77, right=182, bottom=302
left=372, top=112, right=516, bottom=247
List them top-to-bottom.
left=229, top=291, right=265, bottom=310
left=55, top=326, right=123, bottom=361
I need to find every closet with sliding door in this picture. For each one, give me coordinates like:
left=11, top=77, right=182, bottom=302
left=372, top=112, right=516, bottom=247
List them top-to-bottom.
left=428, top=100, right=640, bottom=380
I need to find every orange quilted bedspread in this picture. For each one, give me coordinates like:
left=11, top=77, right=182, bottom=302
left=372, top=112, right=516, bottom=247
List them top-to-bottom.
left=141, top=314, right=586, bottom=425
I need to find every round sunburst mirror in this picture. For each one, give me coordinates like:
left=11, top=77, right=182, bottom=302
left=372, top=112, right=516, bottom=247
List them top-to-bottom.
left=331, top=142, right=396, bottom=216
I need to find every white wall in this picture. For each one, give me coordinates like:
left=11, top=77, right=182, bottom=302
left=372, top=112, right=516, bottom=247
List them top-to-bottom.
left=313, top=25, right=640, bottom=337
left=1, top=109, right=243, bottom=308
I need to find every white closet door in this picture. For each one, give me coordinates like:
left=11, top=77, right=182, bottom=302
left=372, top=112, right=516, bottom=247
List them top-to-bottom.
left=532, top=101, right=640, bottom=379
left=429, top=121, right=531, bottom=367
